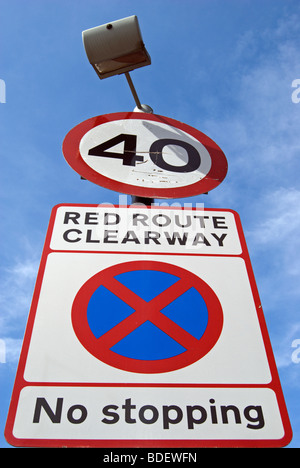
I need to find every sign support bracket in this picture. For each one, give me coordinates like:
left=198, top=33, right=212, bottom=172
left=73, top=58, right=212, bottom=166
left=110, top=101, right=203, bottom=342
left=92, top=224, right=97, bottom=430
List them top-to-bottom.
left=125, top=72, right=143, bottom=110
left=131, top=195, right=154, bottom=206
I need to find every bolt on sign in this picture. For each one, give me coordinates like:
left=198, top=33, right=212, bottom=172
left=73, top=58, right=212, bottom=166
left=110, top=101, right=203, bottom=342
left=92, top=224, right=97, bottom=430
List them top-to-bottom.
left=5, top=205, right=292, bottom=447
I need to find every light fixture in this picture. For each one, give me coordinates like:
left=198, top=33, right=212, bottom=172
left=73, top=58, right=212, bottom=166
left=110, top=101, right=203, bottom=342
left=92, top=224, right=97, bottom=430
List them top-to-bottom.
left=82, top=15, right=151, bottom=111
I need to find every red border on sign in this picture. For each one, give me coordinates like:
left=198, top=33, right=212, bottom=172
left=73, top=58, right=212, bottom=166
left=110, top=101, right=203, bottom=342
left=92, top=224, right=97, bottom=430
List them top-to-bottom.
left=62, top=113, right=228, bottom=198
left=4, top=204, right=293, bottom=448
left=71, top=260, right=223, bottom=373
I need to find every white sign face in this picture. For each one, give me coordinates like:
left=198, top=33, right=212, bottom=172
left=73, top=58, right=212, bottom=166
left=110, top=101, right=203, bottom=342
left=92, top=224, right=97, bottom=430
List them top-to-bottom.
left=62, top=113, right=228, bottom=199
left=79, top=119, right=212, bottom=189
left=5, top=205, right=292, bottom=448
left=50, top=205, right=242, bottom=255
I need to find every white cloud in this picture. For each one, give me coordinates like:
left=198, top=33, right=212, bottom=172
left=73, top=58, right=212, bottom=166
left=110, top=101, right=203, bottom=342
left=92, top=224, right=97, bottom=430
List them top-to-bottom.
left=199, top=12, right=300, bottom=194
left=243, top=187, right=300, bottom=315
left=248, top=188, right=300, bottom=248
left=0, top=256, right=39, bottom=336
left=7, top=259, right=39, bottom=285
left=0, top=338, right=23, bottom=364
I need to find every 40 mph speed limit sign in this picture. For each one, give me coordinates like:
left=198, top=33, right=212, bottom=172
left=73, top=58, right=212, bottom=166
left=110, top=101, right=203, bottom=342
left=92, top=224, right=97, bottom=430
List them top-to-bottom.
left=62, top=112, right=228, bottom=199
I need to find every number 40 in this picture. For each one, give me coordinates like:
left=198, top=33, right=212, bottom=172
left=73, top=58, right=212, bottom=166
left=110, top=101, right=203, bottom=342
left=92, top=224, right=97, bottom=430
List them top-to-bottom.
left=88, top=133, right=201, bottom=173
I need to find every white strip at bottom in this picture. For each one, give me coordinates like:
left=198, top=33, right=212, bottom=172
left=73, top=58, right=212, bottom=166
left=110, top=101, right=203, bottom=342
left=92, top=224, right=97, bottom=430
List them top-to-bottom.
left=13, top=386, right=284, bottom=441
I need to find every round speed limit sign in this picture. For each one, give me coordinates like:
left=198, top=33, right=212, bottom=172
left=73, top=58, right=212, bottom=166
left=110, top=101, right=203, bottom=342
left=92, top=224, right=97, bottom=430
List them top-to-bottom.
left=62, top=112, right=227, bottom=199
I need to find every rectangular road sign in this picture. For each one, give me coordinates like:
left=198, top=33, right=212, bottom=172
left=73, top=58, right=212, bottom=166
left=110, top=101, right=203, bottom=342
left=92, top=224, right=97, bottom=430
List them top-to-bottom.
left=5, top=204, right=292, bottom=447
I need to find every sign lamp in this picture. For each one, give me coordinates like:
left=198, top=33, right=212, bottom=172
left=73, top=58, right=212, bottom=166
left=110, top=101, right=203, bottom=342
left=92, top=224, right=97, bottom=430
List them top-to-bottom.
left=82, top=15, right=151, bottom=112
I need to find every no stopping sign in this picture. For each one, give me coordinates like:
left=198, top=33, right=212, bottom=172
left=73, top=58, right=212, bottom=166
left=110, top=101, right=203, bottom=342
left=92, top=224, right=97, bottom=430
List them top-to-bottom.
left=62, top=112, right=228, bottom=198
left=71, top=260, right=223, bottom=373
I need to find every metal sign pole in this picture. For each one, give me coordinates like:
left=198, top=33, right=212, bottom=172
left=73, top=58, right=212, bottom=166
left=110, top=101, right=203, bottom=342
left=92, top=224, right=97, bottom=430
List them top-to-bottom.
left=125, top=72, right=142, bottom=110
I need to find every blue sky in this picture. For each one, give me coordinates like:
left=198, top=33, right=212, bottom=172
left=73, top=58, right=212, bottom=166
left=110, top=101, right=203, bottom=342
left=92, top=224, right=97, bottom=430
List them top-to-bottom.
left=1, top=0, right=300, bottom=448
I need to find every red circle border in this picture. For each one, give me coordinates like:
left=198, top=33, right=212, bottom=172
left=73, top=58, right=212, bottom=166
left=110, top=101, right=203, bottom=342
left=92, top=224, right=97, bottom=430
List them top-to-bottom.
left=62, top=112, right=228, bottom=199
left=71, top=260, right=223, bottom=374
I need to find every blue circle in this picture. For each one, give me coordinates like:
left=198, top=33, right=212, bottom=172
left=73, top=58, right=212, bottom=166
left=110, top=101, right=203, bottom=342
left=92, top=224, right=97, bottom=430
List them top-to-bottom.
left=87, top=269, right=208, bottom=361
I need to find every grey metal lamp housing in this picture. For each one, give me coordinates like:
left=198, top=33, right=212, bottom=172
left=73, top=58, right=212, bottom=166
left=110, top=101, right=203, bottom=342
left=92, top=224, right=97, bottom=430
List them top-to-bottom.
left=82, top=15, right=151, bottom=79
